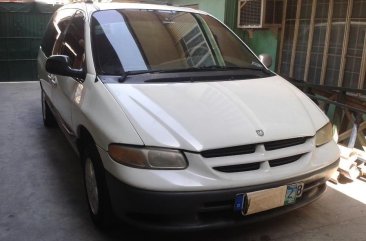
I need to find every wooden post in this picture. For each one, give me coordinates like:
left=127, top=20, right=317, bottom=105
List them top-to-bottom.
left=277, top=0, right=288, bottom=74
left=289, top=0, right=302, bottom=78
left=304, top=0, right=317, bottom=82
left=320, top=0, right=334, bottom=85
left=337, top=0, right=353, bottom=87
left=358, top=31, right=366, bottom=90
left=339, top=121, right=366, bottom=142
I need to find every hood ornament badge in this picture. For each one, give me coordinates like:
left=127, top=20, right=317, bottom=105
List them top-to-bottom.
left=256, top=130, right=264, bottom=136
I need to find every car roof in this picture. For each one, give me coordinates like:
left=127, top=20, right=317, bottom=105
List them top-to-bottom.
left=59, top=2, right=208, bottom=16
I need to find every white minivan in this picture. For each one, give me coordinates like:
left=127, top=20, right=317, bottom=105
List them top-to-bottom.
left=38, top=2, right=340, bottom=230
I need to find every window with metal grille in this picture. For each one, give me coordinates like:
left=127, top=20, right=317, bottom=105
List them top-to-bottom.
left=237, top=0, right=283, bottom=28
left=238, top=0, right=263, bottom=27
left=265, top=0, right=284, bottom=25
left=278, top=0, right=366, bottom=90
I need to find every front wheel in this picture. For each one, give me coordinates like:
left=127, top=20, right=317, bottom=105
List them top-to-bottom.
left=82, top=142, right=115, bottom=229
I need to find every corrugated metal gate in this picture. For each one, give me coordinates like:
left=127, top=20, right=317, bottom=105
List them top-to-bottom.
left=0, top=3, right=59, bottom=81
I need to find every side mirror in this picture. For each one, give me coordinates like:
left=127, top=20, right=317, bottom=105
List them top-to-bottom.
left=258, top=54, right=272, bottom=69
left=46, top=55, right=86, bottom=79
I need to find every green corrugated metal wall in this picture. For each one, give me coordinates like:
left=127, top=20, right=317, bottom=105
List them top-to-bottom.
left=0, top=3, right=59, bottom=81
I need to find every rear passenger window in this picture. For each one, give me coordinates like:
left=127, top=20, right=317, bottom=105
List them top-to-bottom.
left=60, top=11, right=85, bottom=69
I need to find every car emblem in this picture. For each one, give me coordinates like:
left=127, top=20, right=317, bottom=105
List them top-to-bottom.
left=256, top=130, right=264, bottom=136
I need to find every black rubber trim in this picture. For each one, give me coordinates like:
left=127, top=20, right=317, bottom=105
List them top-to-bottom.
left=264, top=137, right=308, bottom=151
left=201, top=144, right=256, bottom=158
left=268, top=154, right=303, bottom=167
left=213, top=162, right=260, bottom=173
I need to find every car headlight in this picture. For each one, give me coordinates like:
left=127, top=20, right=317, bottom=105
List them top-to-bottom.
left=315, top=122, right=333, bottom=147
left=108, top=144, right=188, bottom=169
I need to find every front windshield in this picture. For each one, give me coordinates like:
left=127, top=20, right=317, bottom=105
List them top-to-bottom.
left=91, top=9, right=264, bottom=75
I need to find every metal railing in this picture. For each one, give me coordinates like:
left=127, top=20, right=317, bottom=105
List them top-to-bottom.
left=289, top=79, right=366, bottom=150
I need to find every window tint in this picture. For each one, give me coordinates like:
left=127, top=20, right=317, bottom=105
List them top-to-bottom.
left=41, top=9, right=76, bottom=57
left=91, top=10, right=263, bottom=75
left=92, top=10, right=147, bottom=74
left=60, top=11, right=85, bottom=69
left=201, top=15, right=258, bottom=67
left=41, top=16, right=57, bottom=57
left=179, top=24, right=215, bottom=67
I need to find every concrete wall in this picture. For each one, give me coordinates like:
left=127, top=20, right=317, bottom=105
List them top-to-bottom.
left=169, top=0, right=226, bottom=22
left=245, top=30, right=279, bottom=71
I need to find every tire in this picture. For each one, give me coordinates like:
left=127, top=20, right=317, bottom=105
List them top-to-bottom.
left=41, top=90, right=56, bottom=127
left=82, top=141, right=115, bottom=229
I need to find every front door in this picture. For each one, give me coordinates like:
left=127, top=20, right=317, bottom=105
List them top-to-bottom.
left=52, top=10, right=86, bottom=132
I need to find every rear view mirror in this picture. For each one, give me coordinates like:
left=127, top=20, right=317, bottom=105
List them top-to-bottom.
left=258, top=54, right=272, bottom=69
left=46, top=55, right=86, bottom=79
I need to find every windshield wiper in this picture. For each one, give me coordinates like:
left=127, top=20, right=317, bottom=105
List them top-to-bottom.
left=119, top=65, right=272, bottom=82
left=157, top=65, right=272, bottom=74
left=156, top=66, right=234, bottom=73
left=224, top=66, right=273, bottom=74
left=119, top=67, right=234, bottom=82
left=118, top=68, right=212, bottom=82
left=119, top=70, right=162, bottom=82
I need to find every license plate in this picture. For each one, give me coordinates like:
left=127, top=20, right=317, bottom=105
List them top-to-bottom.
left=234, top=182, right=304, bottom=215
left=285, top=183, right=304, bottom=205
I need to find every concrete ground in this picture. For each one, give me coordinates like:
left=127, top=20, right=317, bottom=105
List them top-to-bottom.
left=0, top=81, right=365, bottom=241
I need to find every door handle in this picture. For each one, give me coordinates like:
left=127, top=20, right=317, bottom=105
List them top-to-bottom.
left=48, top=74, right=58, bottom=86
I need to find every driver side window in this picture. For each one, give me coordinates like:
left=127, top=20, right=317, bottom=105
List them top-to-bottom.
left=51, top=9, right=76, bottom=56
left=60, top=11, right=86, bottom=70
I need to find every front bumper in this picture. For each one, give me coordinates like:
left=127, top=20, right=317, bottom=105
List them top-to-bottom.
left=105, top=158, right=339, bottom=231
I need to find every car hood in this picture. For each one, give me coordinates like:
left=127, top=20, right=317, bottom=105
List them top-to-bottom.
left=106, top=76, right=328, bottom=151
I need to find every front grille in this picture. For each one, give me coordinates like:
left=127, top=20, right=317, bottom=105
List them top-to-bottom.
left=201, top=137, right=308, bottom=158
left=204, top=137, right=308, bottom=173
left=264, top=137, right=308, bottom=151
left=201, top=144, right=256, bottom=158
left=213, top=154, right=304, bottom=173
left=268, top=154, right=303, bottom=167
left=213, top=162, right=261, bottom=173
